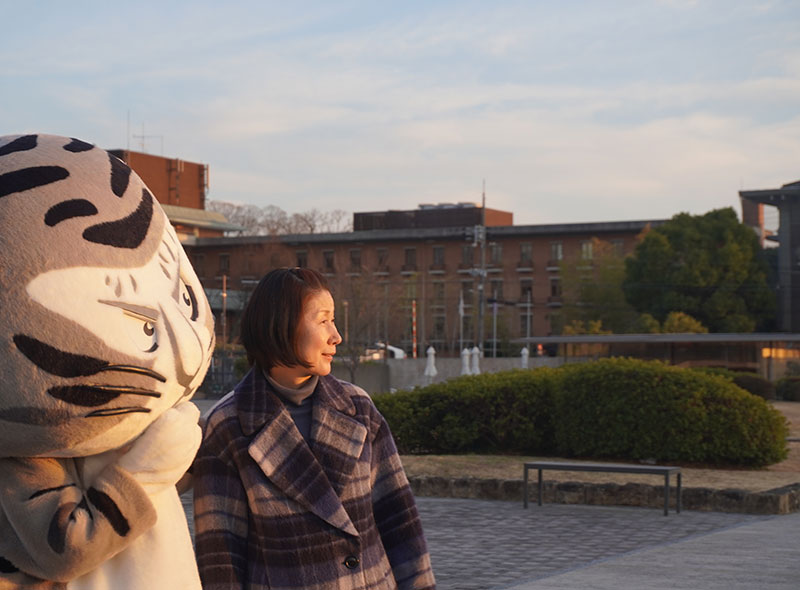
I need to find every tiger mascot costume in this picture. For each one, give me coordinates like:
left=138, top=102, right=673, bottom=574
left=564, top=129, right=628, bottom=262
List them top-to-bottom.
left=0, top=134, right=214, bottom=589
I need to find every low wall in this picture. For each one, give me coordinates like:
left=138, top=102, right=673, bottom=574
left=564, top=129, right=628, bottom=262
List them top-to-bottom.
left=332, top=356, right=566, bottom=393
left=408, top=476, right=800, bottom=515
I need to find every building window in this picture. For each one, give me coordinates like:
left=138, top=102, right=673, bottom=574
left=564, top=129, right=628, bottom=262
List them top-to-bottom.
left=611, top=239, right=624, bottom=257
left=580, top=240, right=593, bottom=260
left=550, top=241, right=563, bottom=262
left=520, top=242, right=532, bottom=265
left=489, top=243, right=503, bottom=265
left=432, top=245, right=445, bottom=267
left=462, top=245, right=474, bottom=267
left=376, top=247, right=388, bottom=268
left=404, top=247, right=417, bottom=270
left=349, top=248, right=362, bottom=271
left=296, top=250, right=308, bottom=268
left=323, top=250, right=335, bottom=273
left=218, top=253, right=230, bottom=274
left=244, top=253, right=255, bottom=274
left=192, top=254, right=205, bottom=278
left=550, top=277, right=562, bottom=297
left=520, top=278, right=533, bottom=301
left=490, top=279, right=503, bottom=302
left=404, top=280, right=417, bottom=301
left=461, top=280, right=474, bottom=303
left=433, top=281, right=445, bottom=304
left=519, top=310, right=533, bottom=338
left=549, top=312, right=564, bottom=334
left=432, top=314, right=446, bottom=341
left=462, top=315, right=474, bottom=344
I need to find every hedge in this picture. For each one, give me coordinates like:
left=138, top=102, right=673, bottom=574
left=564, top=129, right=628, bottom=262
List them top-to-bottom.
left=373, top=358, right=789, bottom=467
left=554, top=358, right=787, bottom=466
left=692, top=367, right=776, bottom=400
left=373, top=369, right=557, bottom=455
left=776, top=377, right=800, bottom=401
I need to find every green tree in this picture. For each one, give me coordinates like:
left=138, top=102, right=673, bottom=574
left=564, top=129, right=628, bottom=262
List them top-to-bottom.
left=623, top=208, right=775, bottom=332
left=560, top=238, right=642, bottom=333
left=661, top=311, right=708, bottom=333
left=634, top=313, right=661, bottom=333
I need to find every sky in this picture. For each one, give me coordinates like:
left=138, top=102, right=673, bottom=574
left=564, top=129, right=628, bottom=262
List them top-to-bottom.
left=3, top=1, right=799, bottom=228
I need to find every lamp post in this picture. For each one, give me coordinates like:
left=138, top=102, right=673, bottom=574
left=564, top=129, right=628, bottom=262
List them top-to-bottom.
left=477, top=181, right=486, bottom=356
left=343, top=300, right=349, bottom=344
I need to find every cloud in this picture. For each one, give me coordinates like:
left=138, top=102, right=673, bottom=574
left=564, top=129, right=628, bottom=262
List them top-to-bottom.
left=3, top=0, right=799, bottom=228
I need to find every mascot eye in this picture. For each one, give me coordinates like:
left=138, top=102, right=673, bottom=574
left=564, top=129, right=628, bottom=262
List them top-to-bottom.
left=179, top=280, right=199, bottom=321
left=123, top=312, right=159, bottom=352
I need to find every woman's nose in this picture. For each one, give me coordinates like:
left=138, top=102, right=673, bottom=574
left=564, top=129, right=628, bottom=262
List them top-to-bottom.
left=331, top=325, right=342, bottom=345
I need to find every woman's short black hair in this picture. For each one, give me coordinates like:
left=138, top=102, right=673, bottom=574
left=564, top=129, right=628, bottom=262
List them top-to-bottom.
left=240, top=267, right=330, bottom=371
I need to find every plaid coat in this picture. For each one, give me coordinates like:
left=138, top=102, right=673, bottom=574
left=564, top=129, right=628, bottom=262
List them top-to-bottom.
left=193, top=369, right=436, bottom=590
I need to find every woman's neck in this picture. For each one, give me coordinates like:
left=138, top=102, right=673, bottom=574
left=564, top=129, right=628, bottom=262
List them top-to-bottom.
left=268, top=365, right=314, bottom=390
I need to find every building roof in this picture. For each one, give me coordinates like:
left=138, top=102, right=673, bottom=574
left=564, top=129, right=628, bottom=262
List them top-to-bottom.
left=739, top=180, right=800, bottom=204
left=161, top=204, right=245, bottom=233
left=189, top=218, right=666, bottom=247
left=514, top=333, right=800, bottom=344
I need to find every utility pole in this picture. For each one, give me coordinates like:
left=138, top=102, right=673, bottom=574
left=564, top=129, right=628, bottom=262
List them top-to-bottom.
left=477, top=181, right=487, bottom=356
left=221, top=274, right=228, bottom=390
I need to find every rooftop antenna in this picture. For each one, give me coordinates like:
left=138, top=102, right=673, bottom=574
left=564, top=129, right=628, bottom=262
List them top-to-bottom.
left=131, top=122, right=164, bottom=155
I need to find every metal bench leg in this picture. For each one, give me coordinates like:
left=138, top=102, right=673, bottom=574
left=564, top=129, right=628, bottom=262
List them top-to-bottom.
left=523, top=466, right=529, bottom=509
left=538, top=469, right=543, bottom=507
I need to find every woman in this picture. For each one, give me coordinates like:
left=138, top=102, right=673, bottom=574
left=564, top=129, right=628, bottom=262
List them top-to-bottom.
left=193, top=267, right=435, bottom=590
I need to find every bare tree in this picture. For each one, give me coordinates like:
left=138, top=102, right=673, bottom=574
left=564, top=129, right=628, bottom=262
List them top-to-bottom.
left=207, top=200, right=352, bottom=236
left=206, top=201, right=267, bottom=235
left=328, top=273, right=385, bottom=383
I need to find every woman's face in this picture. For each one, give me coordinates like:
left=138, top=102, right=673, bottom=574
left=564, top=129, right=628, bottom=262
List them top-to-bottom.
left=294, top=289, right=342, bottom=378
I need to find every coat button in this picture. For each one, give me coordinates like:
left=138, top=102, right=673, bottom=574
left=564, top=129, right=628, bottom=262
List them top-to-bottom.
left=343, top=555, right=360, bottom=569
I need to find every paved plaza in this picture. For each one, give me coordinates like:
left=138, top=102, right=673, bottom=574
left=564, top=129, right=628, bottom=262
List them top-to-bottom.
left=186, top=399, right=800, bottom=589
left=181, top=493, right=799, bottom=589
left=415, top=498, right=797, bottom=590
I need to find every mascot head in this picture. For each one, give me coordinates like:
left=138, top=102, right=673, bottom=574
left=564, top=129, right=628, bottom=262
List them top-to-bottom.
left=0, top=134, right=215, bottom=457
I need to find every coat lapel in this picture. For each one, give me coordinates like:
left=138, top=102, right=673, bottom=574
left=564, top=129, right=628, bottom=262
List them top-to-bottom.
left=237, top=369, right=364, bottom=537
left=310, top=376, right=368, bottom=497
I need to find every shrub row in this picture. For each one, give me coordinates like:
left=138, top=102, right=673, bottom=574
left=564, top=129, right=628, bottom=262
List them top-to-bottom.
left=372, top=358, right=789, bottom=467
left=692, top=367, right=776, bottom=400
left=374, top=369, right=558, bottom=455
left=776, top=377, right=800, bottom=402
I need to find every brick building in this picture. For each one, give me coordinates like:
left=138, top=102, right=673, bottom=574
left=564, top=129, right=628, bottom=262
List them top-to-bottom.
left=107, top=148, right=242, bottom=241
left=185, top=204, right=663, bottom=356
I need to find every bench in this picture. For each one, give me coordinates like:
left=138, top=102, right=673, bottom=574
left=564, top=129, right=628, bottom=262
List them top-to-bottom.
left=523, top=461, right=682, bottom=516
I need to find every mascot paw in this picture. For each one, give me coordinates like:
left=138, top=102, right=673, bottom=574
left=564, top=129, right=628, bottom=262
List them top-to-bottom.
left=117, top=402, right=201, bottom=492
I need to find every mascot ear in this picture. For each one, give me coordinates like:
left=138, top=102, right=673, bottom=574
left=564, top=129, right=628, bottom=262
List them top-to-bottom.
left=0, top=133, right=214, bottom=458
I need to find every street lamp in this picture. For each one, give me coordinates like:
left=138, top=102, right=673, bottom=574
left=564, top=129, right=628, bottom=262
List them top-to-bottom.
left=343, top=300, right=349, bottom=343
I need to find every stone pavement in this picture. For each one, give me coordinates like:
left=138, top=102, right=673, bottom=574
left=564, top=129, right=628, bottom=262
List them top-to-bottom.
left=186, top=399, right=800, bottom=589
left=181, top=494, right=799, bottom=589
left=416, top=498, right=799, bottom=590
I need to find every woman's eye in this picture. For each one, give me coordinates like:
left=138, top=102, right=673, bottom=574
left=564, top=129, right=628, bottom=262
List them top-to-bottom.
left=179, top=280, right=199, bottom=321
left=123, top=313, right=158, bottom=352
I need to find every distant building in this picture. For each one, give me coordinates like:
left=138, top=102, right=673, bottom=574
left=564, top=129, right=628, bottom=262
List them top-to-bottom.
left=106, top=148, right=242, bottom=241
left=740, top=180, right=800, bottom=332
left=354, top=202, right=512, bottom=230
left=185, top=203, right=663, bottom=353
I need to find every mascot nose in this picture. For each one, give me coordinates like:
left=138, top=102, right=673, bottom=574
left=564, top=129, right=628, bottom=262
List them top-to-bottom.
left=163, top=306, right=206, bottom=384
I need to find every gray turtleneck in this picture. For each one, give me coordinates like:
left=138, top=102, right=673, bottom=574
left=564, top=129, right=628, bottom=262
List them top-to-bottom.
left=265, top=372, right=319, bottom=442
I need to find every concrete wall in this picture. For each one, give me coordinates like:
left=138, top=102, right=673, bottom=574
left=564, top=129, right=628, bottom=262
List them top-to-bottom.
left=332, top=355, right=566, bottom=394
